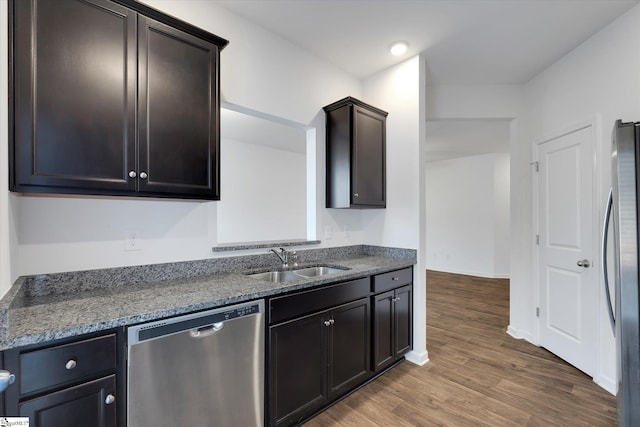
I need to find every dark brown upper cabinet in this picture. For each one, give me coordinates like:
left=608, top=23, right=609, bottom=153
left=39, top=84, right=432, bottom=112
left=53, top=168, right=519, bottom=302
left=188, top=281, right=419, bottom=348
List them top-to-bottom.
left=10, top=0, right=228, bottom=200
left=324, top=97, right=387, bottom=209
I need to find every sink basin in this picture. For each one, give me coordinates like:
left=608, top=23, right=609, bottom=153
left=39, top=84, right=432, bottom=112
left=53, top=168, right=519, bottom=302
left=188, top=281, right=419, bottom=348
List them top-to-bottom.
left=246, top=265, right=348, bottom=282
left=291, top=266, right=346, bottom=278
left=247, top=270, right=302, bottom=283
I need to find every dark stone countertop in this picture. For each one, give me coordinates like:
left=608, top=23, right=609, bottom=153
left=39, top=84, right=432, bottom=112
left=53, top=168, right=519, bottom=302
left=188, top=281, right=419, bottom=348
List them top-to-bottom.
left=0, top=245, right=416, bottom=350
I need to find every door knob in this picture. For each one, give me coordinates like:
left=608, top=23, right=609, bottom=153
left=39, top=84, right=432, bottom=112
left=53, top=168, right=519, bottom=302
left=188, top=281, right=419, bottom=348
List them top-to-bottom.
left=577, top=259, right=590, bottom=268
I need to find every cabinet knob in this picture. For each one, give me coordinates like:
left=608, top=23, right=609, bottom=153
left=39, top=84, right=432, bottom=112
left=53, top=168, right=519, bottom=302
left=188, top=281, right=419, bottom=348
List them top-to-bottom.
left=128, top=170, right=137, bottom=178
left=139, top=171, right=148, bottom=179
left=354, top=193, right=359, bottom=198
left=392, top=277, right=399, bottom=281
left=330, top=319, right=335, bottom=325
left=324, top=320, right=331, bottom=327
left=65, top=359, right=77, bottom=370
left=105, top=394, right=115, bottom=405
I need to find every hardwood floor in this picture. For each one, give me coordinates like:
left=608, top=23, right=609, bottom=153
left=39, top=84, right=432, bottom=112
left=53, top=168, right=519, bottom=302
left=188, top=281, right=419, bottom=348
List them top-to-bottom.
left=303, top=270, right=617, bottom=426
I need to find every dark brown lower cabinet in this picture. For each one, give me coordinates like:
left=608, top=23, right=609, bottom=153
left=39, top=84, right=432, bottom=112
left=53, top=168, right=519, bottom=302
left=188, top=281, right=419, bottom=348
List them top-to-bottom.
left=373, top=284, right=413, bottom=372
left=269, top=298, right=370, bottom=427
left=328, top=299, right=371, bottom=399
left=269, top=311, right=328, bottom=426
left=1, top=329, right=123, bottom=427
left=20, top=376, right=116, bottom=427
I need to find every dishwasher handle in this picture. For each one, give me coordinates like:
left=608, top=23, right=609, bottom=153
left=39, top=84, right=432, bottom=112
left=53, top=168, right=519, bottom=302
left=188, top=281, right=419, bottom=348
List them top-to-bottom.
left=190, top=322, right=224, bottom=338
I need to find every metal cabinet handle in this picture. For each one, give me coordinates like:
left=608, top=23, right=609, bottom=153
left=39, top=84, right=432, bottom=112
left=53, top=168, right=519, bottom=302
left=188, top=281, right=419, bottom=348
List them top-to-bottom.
left=128, top=171, right=136, bottom=178
left=139, top=171, right=148, bottom=179
left=602, top=188, right=615, bottom=333
left=353, top=193, right=359, bottom=198
left=577, top=259, right=590, bottom=268
left=392, top=277, right=399, bottom=281
left=330, top=319, right=335, bottom=325
left=324, top=320, right=331, bottom=327
left=65, top=359, right=77, bottom=370
left=0, top=371, right=15, bottom=392
left=105, top=394, right=115, bottom=405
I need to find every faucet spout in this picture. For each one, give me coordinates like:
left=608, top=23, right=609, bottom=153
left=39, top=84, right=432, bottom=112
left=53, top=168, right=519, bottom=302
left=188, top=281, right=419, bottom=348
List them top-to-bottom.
left=269, top=248, right=290, bottom=267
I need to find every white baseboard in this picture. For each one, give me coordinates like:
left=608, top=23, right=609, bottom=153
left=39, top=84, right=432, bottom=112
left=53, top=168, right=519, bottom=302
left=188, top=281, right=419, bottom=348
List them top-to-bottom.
left=426, top=267, right=510, bottom=280
left=507, top=325, right=534, bottom=343
left=405, top=350, right=429, bottom=366
left=594, top=374, right=616, bottom=395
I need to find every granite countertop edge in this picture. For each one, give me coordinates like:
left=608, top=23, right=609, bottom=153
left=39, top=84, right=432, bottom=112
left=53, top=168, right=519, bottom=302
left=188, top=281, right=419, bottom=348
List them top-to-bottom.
left=1, top=252, right=416, bottom=350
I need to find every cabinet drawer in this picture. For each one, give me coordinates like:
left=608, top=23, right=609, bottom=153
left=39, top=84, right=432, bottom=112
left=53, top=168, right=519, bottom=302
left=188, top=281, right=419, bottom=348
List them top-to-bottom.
left=372, top=267, right=412, bottom=293
left=269, top=278, right=369, bottom=325
left=20, top=334, right=116, bottom=395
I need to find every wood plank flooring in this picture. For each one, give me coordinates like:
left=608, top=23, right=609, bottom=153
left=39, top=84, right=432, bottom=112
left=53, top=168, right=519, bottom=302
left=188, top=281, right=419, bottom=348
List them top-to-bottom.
left=303, top=270, right=616, bottom=426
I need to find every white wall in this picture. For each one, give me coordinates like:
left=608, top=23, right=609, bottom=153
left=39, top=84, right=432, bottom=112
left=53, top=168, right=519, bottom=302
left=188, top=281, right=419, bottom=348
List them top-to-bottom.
left=0, top=0, right=365, bottom=290
left=0, top=0, right=18, bottom=295
left=510, top=3, right=640, bottom=392
left=361, top=56, right=429, bottom=366
left=361, top=58, right=423, bottom=249
left=426, top=84, right=523, bottom=120
left=217, top=138, right=306, bottom=243
left=426, top=153, right=510, bottom=278
left=493, top=154, right=511, bottom=276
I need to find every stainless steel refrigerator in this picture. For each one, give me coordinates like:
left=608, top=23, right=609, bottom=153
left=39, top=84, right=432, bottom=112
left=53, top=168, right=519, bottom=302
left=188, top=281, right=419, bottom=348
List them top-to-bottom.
left=604, top=120, right=640, bottom=426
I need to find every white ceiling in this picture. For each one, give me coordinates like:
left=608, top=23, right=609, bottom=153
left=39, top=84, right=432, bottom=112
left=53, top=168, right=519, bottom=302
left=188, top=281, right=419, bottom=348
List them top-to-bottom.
left=214, top=0, right=638, bottom=84
left=214, top=0, right=638, bottom=161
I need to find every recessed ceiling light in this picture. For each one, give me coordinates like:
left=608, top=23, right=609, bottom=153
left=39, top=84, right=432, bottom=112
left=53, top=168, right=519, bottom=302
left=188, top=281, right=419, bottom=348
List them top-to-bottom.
left=389, top=41, right=409, bottom=56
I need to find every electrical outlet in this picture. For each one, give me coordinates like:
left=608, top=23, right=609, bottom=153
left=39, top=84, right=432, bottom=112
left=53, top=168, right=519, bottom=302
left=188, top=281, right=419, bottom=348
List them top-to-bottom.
left=125, top=230, right=141, bottom=251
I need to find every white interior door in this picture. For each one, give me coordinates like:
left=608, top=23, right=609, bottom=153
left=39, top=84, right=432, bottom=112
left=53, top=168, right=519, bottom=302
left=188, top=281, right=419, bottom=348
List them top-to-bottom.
left=537, top=125, right=595, bottom=376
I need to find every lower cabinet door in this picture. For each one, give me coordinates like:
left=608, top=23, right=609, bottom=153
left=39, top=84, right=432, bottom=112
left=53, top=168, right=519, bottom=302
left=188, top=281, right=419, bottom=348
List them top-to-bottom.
left=394, top=285, right=413, bottom=358
left=372, top=290, right=395, bottom=372
left=328, top=298, right=371, bottom=399
left=269, top=311, right=328, bottom=427
left=19, top=375, right=116, bottom=427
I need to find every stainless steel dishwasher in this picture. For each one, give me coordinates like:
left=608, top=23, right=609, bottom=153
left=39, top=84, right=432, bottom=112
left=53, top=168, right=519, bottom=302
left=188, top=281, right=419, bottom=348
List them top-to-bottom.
left=127, top=300, right=264, bottom=427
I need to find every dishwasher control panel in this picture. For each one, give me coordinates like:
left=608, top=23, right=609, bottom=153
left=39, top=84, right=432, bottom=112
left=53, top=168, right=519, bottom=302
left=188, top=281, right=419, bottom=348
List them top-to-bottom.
left=127, top=300, right=264, bottom=345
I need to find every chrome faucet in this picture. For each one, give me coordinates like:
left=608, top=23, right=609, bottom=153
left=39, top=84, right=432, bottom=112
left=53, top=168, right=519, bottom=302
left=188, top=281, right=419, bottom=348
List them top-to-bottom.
left=269, top=248, right=297, bottom=267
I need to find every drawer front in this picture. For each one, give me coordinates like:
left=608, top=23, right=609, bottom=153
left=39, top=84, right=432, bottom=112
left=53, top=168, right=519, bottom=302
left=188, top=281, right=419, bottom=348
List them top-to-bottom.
left=372, top=267, right=413, bottom=293
left=269, top=277, right=370, bottom=325
left=20, top=334, right=116, bottom=395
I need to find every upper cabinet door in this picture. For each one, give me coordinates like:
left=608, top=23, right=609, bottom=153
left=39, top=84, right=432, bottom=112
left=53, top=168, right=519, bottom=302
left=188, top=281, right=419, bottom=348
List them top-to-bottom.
left=12, top=0, right=137, bottom=193
left=137, top=16, right=221, bottom=199
left=352, top=105, right=386, bottom=207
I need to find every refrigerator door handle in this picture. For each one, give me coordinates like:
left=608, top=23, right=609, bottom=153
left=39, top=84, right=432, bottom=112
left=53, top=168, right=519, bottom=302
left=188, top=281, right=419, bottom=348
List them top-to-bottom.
left=602, top=187, right=616, bottom=335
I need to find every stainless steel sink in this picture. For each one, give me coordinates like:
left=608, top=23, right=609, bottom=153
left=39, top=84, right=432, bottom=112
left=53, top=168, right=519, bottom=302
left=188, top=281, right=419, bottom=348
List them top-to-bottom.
left=246, top=265, right=348, bottom=283
left=291, top=266, right=346, bottom=278
left=246, top=270, right=302, bottom=283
